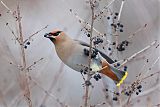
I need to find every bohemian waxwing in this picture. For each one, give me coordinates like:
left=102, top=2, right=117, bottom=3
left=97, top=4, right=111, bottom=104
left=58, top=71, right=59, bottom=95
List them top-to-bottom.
left=44, top=29, right=128, bottom=86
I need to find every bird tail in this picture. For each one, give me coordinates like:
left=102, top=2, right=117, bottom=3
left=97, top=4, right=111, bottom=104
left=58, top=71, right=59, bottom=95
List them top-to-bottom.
left=100, top=61, right=128, bottom=87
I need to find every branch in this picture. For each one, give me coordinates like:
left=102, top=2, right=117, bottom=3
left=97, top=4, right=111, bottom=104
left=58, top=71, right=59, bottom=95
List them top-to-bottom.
left=84, top=1, right=95, bottom=107
left=17, top=4, right=32, bottom=107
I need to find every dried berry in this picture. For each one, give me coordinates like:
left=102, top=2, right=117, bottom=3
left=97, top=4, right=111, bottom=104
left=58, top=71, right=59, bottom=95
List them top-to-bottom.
left=115, top=12, right=119, bottom=16
left=107, top=17, right=110, bottom=20
left=111, top=23, right=114, bottom=26
left=117, top=23, right=120, bottom=26
left=120, top=24, right=124, bottom=28
left=120, top=29, right=123, bottom=32
left=87, top=33, right=90, bottom=37
left=26, top=41, right=30, bottom=45
left=112, top=42, right=116, bottom=45
left=24, top=45, right=27, bottom=49
left=108, top=47, right=111, bottom=51
left=84, top=48, right=89, bottom=56
left=117, top=63, right=120, bottom=66
left=124, top=66, right=127, bottom=69
left=84, top=67, right=88, bottom=72
left=80, top=69, right=83, bottom=73
left=97, top=74, right=101, bottom=79
left=93, top=75, right=99, bottom=81
left=137, top=85, right=142, bottom=89
left=116, top=92, right=120, bottom=96
left=125, top=92, right=130, bottom=96
left=136, top=92, right=139, bottom=95
left=113, top=97, right=118, bottom=101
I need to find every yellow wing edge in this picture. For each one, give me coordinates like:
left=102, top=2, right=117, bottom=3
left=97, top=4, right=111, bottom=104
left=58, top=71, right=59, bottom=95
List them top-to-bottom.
left=116, top=72, right=128, bottom=87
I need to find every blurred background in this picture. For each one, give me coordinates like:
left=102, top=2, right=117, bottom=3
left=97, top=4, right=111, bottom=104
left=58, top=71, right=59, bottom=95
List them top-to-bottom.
left=0, top=0, right=159, bottom=107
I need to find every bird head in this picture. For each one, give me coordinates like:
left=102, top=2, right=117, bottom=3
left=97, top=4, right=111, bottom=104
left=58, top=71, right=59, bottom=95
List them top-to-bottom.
left=44, top=29, right=66, bottom=44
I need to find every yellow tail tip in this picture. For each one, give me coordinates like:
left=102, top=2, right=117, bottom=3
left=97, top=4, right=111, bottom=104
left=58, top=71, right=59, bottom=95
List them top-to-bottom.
left=116, top=72, right=128, bottom=87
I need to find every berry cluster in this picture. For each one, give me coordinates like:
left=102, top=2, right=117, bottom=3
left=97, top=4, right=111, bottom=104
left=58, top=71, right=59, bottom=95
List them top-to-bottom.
left=107, top=12, right=124, bottom=32
left=93, top=38, right=103, bottom=45
left=117, top=40, right=129, bottom=51
left=24, top=41, right=31, bottom=49
left=83, top=48, right=98, bottom=58
left=114, top=62, right=121, bottom=68
left=123, top=66, right=128, bottom=71
left=80, top=67, right=93, bottom=75
left=93, top=73, right=101, bottom=81
left=123, top=82, right=143, bottom=97
left=136, top=85, right=142, bottom=95
left=105, top=88, right=120, bottom=101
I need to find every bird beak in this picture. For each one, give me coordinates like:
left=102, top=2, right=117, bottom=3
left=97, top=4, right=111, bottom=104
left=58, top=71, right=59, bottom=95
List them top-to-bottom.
left=44, top=33, right=55, bottom=39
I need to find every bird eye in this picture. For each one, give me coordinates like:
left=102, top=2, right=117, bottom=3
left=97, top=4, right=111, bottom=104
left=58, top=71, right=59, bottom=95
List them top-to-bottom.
left=49, top=31, right=62, bottom=36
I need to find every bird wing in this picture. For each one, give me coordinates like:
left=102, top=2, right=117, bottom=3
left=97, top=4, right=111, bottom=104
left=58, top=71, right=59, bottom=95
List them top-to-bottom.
left=74, top=40, right=115, bottom=64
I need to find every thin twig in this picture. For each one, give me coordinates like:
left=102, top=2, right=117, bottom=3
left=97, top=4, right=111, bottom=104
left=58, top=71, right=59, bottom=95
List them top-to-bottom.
left=94, top=0, right=116, bottom=20
left=115, top=0, right=125, bottom=47
left=117, top=0, right=125, bottom=21
left=0, top=1, right=17, bottom=19
left=0, top=1, right=12, bottom=13
left=69, top=9, right=105, bottom=37
left=6, top=23, right=21, bottom=44
left=128, top=24, right=147, bottom=40
left=23, top=25, right=49, bottom=44
left=111, top=40, right=156, bottom=66
left=117, top=40, right=157, bottom=68
left=141, top=56, right=160, bottom=78
left=26, top=58, right=44, bottom=71
left=40, top=62, right=65, bottom=106
left=141, top=71, right=160, bottom=81
left=31, top=77, right=68, bottom=107
left=101, top=79, right=113, bottom=106
left=123, top=83, right=160, bottom=106
left=0, top=90, right=8, bottom=107
left=94, top=102, right=106, bottom=107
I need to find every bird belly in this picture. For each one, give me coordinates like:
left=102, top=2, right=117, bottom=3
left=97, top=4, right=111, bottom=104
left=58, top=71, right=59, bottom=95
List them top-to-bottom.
left=55, top=42, right=102, bottom=73
left=65, top=52, right=102, bottom=73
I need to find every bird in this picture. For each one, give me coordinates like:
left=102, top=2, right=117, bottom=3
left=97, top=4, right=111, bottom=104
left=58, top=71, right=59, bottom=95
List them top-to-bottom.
left=44, top=29, right=128, bottom=86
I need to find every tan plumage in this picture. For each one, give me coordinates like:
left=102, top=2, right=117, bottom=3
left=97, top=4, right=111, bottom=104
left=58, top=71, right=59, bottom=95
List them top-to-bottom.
left=44, top=29, right=128, bottom=86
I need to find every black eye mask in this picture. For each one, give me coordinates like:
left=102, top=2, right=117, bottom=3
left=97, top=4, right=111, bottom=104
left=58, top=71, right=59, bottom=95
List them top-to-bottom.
left=50, top=31, right=62, bottom=36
